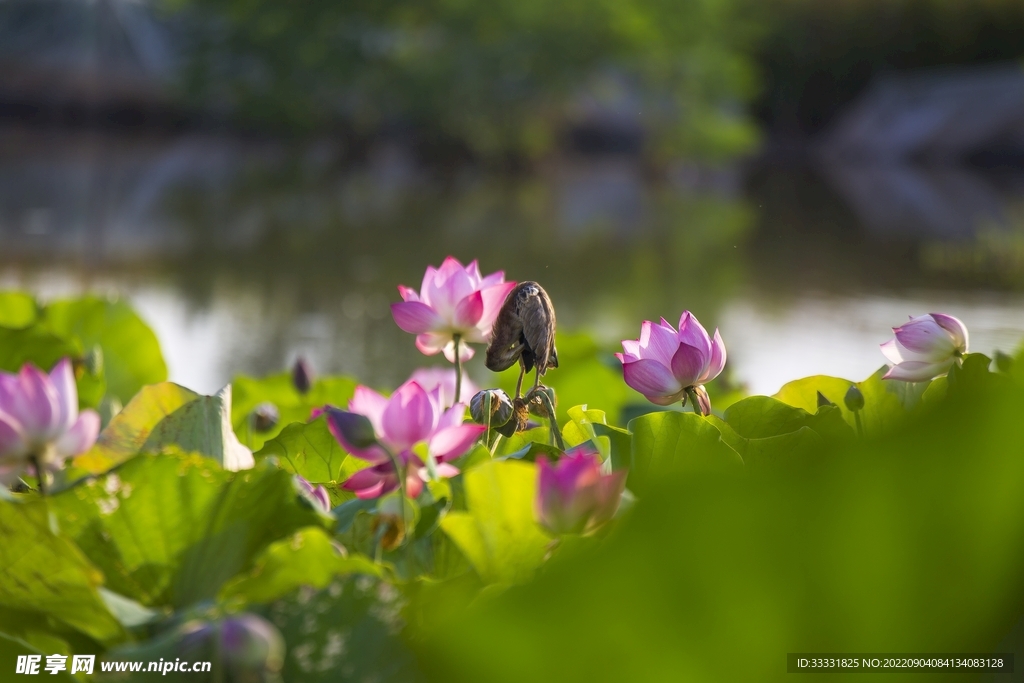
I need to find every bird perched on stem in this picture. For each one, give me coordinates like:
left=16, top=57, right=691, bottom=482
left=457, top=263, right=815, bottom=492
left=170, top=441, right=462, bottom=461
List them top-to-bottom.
left=485, top=281, right=558, bottom=397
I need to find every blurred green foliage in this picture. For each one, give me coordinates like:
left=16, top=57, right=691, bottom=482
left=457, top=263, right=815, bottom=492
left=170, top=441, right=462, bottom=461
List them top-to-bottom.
left=170, top=0, right=761, bottom=159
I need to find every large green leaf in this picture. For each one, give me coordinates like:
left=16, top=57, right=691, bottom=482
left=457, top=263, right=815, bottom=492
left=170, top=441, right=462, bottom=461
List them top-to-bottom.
left=0, top=293, right=39, bottom=328
left=42, top=297, right=166, bottom=404
left=0, top=325, right=104, bottom=407
left=231, top=372, right=357, bottom=451
left=773, top=375, right=855, bottom=420
left=414, top=378, right=1024, bottom=683
left=74, top=383, right=199, bottom=474
left=142, top=385, right=254, bottom=471
left=627, top=411, right=742, bottom=496
left=255, top=416, right=362, bottom=488
left=51, top=453, right=326, bottom=609
left=440, top=460, right=549, bottom=586
left=0, top=499, right=123, bottom=644
left=220, top=527, right=380, bottom=605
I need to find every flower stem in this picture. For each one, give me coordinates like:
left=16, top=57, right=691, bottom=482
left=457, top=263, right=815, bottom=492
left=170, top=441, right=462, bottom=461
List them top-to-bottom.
left=452, top=333, right=463, bottom=406
left=534, top=388, right=565, bottom=451
left=854, top=411, right=864, bottom=438
left=380, top=444, right=407, bottom=503
left=30, top=455, right=45, bottom=496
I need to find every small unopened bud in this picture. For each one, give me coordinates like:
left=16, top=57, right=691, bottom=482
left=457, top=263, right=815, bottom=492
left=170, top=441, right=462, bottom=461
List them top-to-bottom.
left=995, top=350, right=1014, bottom=374
left=292, top=356, right=314, bottom=395
left=844, top=385, right=865, bottom=412
left=469, top=389, right=514, bottom=427
left=816, top=391, right=833, bottom=408
left=496, top=397, right=531, bottom=437
left=251, top=402, right=279, bottom=432
left=324, top=408, right=378, bottom=450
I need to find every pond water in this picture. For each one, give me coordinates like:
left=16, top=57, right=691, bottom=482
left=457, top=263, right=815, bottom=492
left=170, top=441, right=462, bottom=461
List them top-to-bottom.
left=2, top=126, right=1023, bottom=397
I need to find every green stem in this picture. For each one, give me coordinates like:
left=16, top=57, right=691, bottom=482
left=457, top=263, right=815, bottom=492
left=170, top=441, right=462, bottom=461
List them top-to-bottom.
left=453, top=334, right=463, bottom=406
left=535, top=389, right=565, bottom=451
left=854, top=411, right=864, bottom=439
left=489, top=433, right=502, bottom=456
left=380, top=443, right=407, bottom=503
left=30, top=455, right=45, bottom=496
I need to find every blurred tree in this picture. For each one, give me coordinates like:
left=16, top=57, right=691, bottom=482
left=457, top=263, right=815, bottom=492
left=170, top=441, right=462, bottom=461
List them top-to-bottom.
left=167, top=0, right=761, bottom=160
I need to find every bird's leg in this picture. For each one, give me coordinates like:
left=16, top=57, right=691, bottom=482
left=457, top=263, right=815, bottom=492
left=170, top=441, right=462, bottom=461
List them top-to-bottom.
left=514, top=363, right=526, bottom=399
left=532, top=367, right=542, bottom=392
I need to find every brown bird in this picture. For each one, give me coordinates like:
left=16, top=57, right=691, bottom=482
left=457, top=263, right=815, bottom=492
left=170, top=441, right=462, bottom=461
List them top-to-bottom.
left=486, top=281, right=558, bottom=397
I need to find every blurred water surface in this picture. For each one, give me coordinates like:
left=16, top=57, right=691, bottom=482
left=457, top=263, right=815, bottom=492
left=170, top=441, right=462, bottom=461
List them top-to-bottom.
left=2, top=125, right=1024, bottom=396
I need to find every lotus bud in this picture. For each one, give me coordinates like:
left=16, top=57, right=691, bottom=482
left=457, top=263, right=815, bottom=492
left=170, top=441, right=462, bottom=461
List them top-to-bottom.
left=881, top=313, right=968, bottom=382
left=292, top=357, right=314, bottom=395
left=844, top=385, right=865, bottom=412
left=469, top=389, right=514, bottom=428
left=816, top=391, right=833, bottom=408
left=496, top=397, right=531, bottom=438
left=251, top=402, right=280, bottom=432
left=323, top=407, right=378, bottom=451
left=536, top=445, right=628, bottom=536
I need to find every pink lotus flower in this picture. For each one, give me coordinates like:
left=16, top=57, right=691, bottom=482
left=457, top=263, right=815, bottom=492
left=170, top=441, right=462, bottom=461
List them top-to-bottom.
left=391, top=257, right=516, bottom=362
left=615, top=311, right=726, bottom=414
left=881, top=313, right=969, bottom=382
left=0, top=359, right=100, bottom=485
left=407, top=367, right=479, bottom=410
left=326, top=379, right=485, bottom=499
left=536, top=445, right=627, bottom=536
left=294, top=475, right=331, bottom=513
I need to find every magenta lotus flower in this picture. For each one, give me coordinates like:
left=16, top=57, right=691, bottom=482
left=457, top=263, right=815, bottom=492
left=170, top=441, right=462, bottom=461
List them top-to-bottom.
left=391, top=257, right=516, bottom=362
left=615, top=311, right=726, bottom=415
left=881, top=313, right=969, bottom=382
left=0, top=359, right=100, bottom=485
left=408, top=367, right=480, bottom=410
left=326, top=379, right=485, bottom=499
left=536, top=445, right=627, bottom=536
left=294, top=475, right=331, bottom=513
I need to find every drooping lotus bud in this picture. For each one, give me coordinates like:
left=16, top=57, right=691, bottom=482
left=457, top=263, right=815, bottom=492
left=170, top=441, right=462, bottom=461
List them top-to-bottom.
left=292, top=357, right=314, bottom=395
left=844, top=385, right=865, bottom=412
left=469, top=389, right=514, bottom=428
left=496, top=397, right=531, bottom=438
left=250, top=402, right=280, bottom=432
left=323, top=408, right=378, bottom=451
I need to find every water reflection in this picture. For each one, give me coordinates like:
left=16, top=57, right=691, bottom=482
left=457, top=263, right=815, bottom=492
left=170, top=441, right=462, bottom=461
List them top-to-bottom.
left=1, top=126, right=1023, bottom=396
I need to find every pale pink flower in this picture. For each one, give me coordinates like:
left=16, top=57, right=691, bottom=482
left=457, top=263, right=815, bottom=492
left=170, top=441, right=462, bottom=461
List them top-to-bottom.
left=390, top=257, right=516, bottom=362
left=881, top=313, right=968, bottom=382
left=0, top=359, right=100, bottom=484
left=407, top=367, right=479, bottom=409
